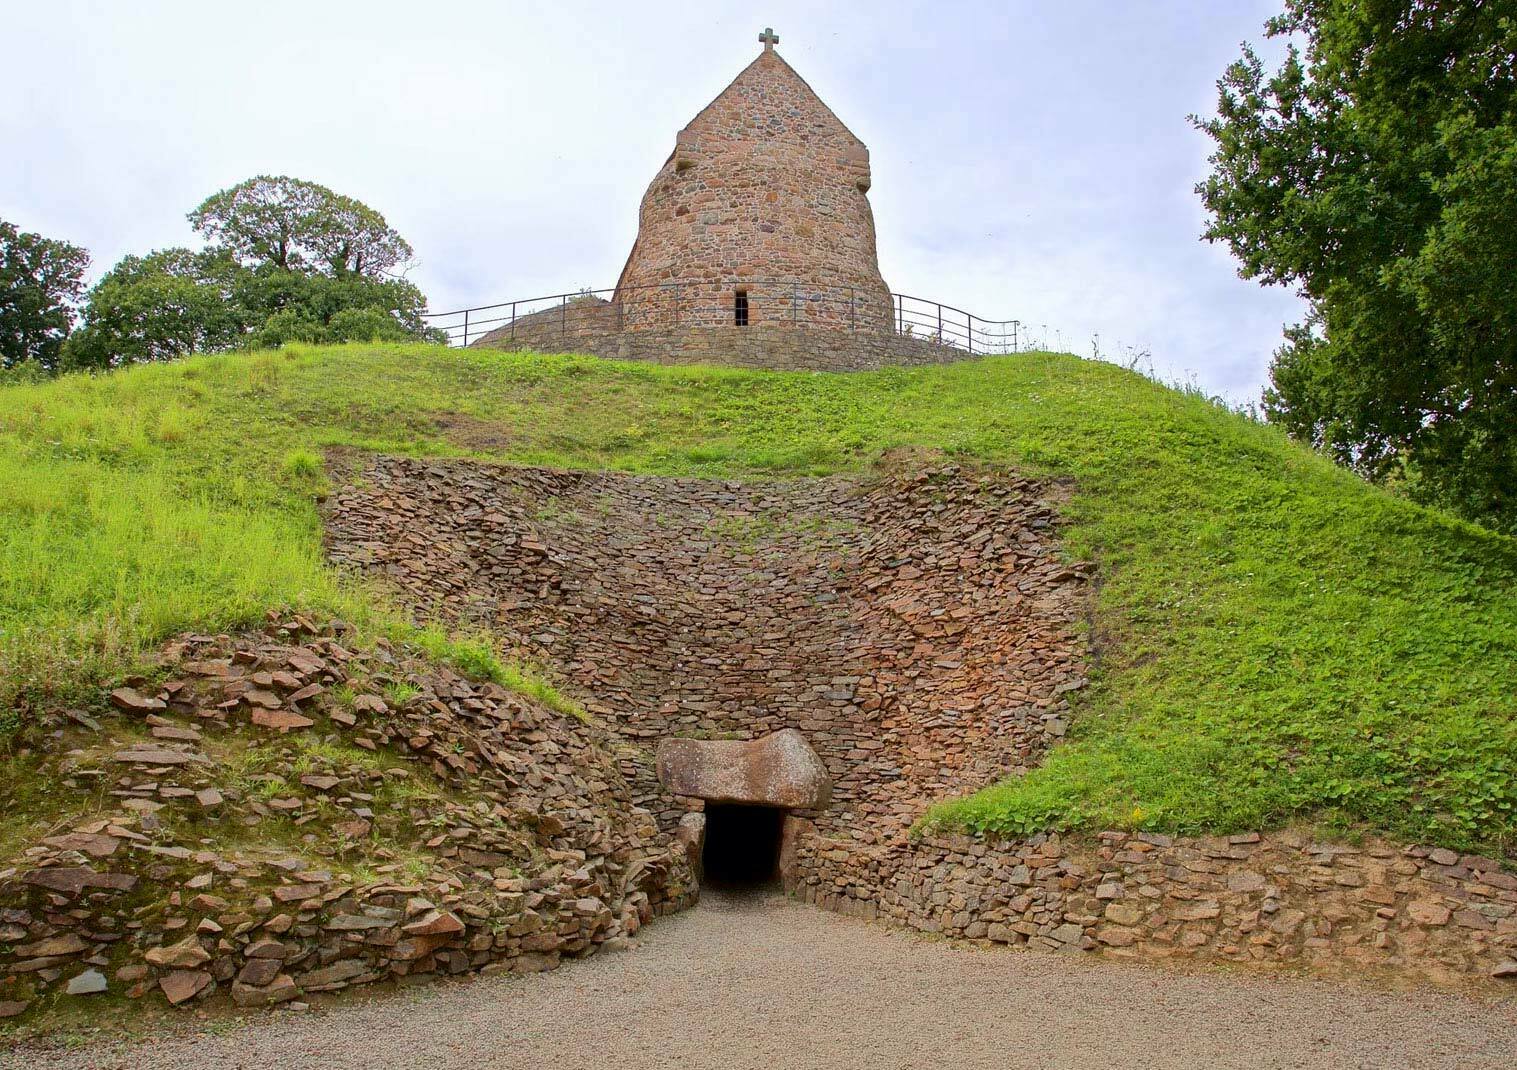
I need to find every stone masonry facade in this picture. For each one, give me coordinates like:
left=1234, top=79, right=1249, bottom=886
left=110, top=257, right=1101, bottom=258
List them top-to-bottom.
left=470, top=38, right=952, bottom=371
left=614, top=45, right=893, bottom=332
left=323, top=456, right=1517, bottom=989
left=324, top=458, right=1090, bottom=840
left=789, top=829, right=1517, bottom=988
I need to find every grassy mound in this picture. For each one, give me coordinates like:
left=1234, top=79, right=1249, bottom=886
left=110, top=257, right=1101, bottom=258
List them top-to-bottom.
left=2, top=343, right=1514, bottom=858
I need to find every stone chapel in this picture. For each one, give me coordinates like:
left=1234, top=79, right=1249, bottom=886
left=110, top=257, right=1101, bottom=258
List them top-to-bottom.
left=613, top=27, right=895, bottom=331
left=476, top=29, right=966, bottom=369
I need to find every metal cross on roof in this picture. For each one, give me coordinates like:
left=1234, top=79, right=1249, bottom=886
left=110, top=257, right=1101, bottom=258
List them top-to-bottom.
left=759, top=27, right=779, bottom=51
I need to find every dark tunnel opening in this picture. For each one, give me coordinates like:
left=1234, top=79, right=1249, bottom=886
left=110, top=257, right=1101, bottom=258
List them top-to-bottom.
left=701, top=804, right=785, bottom=888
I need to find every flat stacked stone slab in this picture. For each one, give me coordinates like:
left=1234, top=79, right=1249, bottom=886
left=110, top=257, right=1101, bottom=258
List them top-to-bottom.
left=0, top=617, right=697, bottom=1023
left=657, top=729, right=831, bottom=809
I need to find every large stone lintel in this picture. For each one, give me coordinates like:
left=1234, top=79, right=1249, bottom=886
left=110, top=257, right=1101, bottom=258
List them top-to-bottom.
left=656, top=729, right=831, bottom=809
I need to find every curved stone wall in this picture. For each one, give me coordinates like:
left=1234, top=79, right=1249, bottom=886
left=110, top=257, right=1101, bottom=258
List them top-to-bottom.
left=614, top=48, right=893, bottom=332
left=474, top=316, right=973, bottom=371
left=325, top=458, right=1091, bottom=841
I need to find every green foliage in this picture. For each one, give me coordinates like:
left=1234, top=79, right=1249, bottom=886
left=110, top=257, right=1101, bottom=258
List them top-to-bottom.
left=1195, top=2, right=1517, bottom=532
left=187, top=174, right=412, bottom=279
left=63, top=178, right=436, bottom=370
left=0, top=219, right=89, bottom=371
left=63, top=248, right=247, bottom=370
left=237, top=269, right=434, bottom=349
left=1, top=344, right=1515, bottom=858
left=0, top=360, right=49, bottom=387
left=282, top=448, right=322, bottom=478
left=383, top=681, right=421, bottom=707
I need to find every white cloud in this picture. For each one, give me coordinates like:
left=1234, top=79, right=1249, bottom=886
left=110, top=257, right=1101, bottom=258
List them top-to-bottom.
left=3, top=0, right=1306, bottom=400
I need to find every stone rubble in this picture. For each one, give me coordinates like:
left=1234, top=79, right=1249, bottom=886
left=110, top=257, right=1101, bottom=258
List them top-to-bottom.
left=0, top=615, right=694, bottom=1023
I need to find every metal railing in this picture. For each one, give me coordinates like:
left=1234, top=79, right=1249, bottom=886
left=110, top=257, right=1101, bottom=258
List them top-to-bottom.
left=421, top=280, right=1026, bottom=356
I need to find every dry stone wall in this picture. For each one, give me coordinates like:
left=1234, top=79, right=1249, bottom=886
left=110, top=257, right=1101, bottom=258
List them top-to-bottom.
left=473, top=310, right=972, bottom=371
left=323, top=455, right=1517, bottom=989
left=324, top=458, right=1091, bottom=841
left=0, top=616, right=694, bottom=1022
left=788, top=827, right=1517, bottom=987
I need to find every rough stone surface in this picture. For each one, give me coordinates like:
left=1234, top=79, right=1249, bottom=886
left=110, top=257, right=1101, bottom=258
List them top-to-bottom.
left=471, top=43, right=996, bottom=371
left=614, top=47, right=892, bottom=332
left=475, top=317, right=977, bottom=372
left=320, top=456, right=1517, bottom=989
left=325, top=459, right=1088, bottom=843
left=0, top=617, right=695, bottom=1023
left=656, top=730, right=831, bottom=809
left=786, top=828, right=1517, bottom=987
left=7, top=893, right=1517, bottom=1070
left=63, top=970, right=106, bottom=996
left=158, top=971, right=211, bottom=1006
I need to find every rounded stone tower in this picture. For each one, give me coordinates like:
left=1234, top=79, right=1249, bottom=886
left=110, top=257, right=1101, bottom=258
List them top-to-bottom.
left=613, top=29, right=894, bottom=331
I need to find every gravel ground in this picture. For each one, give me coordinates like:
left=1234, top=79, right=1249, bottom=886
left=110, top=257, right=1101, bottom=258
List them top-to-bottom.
left=6, top=890, right=1515, bottom=1070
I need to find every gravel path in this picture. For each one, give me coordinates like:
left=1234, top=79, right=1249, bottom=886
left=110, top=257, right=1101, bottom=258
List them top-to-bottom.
left=7, top=891, right=1516, bottom=1070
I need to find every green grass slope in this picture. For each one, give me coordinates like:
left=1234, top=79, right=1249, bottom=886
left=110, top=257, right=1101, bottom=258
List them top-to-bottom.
left=2, top=344, right=1514, bottom=858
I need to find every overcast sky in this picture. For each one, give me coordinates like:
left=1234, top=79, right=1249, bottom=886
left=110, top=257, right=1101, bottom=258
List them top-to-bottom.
left=4, top=0, right=1306, bottom=401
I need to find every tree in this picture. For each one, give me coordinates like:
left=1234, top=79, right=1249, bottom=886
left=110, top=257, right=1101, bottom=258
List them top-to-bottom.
left=1194, top=1, right=1517, bottom=530
left=187, top=175, right=413, bottom=279
left=65, top=177, right=440, bottom=369
left=0, top=219, right=89, bottom=371
left=62, top=248, right=247, bottom=370
left=234, top=267, right=437, bottom=348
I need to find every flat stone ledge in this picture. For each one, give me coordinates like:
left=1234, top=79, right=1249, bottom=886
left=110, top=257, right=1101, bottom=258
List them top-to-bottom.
left=656, top=729, right=832, bottom=809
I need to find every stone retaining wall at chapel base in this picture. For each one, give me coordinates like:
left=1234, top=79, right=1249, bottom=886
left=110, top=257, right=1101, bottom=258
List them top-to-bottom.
left=476, top=319, right=972, bottom=371
left=784, top=825, right=1517, bottom=988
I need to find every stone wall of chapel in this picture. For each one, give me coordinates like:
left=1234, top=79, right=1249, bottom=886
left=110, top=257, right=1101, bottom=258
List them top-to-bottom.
left=614, top=50, right=894, bottom=331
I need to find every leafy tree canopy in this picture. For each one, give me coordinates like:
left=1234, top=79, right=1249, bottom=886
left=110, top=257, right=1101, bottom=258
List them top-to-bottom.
left=1195, top=0, right=1517, bottom=531
left=187, top=175, right=413, bottom=279
left=64, top=178, right=440, bottom=370
left=0, top=219, right=89, bottom=371
left=63, top=248, right=248, bottom=370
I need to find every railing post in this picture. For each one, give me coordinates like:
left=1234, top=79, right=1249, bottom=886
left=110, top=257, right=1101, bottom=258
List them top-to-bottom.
left=897, top=294, right=903, bottom=335
left=561, top=297, right=567, bottom=337
left=510, top=302, right=517, bottom=342
left=937, top=303, right=943, bottom=344
left=462, top=309, right=469, bottom=348
left=967, top=313, right=972, bottom=356
left=1012, top=320, right=1018, bottom=353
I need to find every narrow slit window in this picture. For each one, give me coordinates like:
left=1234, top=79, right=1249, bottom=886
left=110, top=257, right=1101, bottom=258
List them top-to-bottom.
left=734, top=289, right=749, bottom=327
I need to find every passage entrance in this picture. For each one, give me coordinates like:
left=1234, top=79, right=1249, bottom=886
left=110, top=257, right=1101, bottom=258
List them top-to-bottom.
left=701, top=804, right=785, bottom=887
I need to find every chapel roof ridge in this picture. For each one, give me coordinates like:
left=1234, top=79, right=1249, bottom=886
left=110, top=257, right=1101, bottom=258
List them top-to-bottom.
left=678, top=29, right=867, bottom=148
